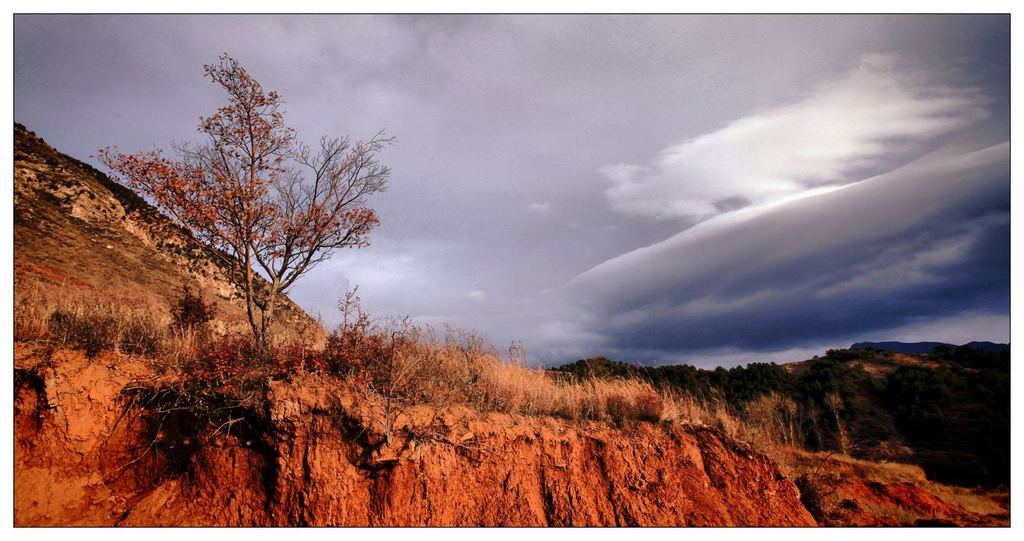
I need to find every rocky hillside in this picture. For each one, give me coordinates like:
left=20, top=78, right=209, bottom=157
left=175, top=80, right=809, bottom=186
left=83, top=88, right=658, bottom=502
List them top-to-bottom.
left=13, top=123, right=309, bottom=334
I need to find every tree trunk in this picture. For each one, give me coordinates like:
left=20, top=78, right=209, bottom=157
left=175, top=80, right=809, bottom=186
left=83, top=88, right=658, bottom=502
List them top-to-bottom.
left=242, top=256, right=263, bottom=348
left=260, top=290, right=278, bottom=352
left=833, top=410, right=850, bottom=455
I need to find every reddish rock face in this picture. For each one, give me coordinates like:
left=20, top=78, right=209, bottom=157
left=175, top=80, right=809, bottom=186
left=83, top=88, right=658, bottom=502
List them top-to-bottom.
left=15, top=347, right=815, bottom=527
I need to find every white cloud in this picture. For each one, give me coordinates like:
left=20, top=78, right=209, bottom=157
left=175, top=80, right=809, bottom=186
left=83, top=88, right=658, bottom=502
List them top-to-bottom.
left=600, top=55, right=988, bottom=220
left=289, top=239, right=460, bottom=325
left=468, top=290, right=487, bottom=301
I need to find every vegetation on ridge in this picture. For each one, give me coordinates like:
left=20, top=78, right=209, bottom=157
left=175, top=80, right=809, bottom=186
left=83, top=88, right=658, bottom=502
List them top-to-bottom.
left=552, top=346, right=1010, bottom=488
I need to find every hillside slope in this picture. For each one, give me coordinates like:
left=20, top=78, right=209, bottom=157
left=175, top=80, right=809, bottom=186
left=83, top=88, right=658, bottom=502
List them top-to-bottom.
left=13, top=122, right=309, bottom=335
left=850, top=341, right=1009, bottom=354
left=784, top=349, right=1010, bottom=487
left=557, top=350, right=1010, bottom=490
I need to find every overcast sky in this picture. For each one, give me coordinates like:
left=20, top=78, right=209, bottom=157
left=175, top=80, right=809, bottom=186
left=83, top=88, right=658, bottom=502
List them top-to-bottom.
left=14, top=15, right=1010, bottom=366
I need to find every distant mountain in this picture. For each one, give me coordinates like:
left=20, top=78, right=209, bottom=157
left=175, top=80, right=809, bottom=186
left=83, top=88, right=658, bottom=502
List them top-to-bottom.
left=850, top=341, right=1009, bottom=354
left=961, top=341, right=1012, bottom=352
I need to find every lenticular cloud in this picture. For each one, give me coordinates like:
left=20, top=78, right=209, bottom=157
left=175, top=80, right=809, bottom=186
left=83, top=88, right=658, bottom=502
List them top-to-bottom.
left=600, top=55, right=989, bottom=221
left=573, top=143, right=1009, bottom=354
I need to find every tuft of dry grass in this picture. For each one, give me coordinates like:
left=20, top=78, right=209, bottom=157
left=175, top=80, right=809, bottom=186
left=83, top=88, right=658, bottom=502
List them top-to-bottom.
left=47, top=304, right=163, bottom=357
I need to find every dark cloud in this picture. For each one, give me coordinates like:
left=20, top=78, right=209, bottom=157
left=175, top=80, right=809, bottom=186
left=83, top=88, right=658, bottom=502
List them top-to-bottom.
left=567, top=144, right=1009, bottom=358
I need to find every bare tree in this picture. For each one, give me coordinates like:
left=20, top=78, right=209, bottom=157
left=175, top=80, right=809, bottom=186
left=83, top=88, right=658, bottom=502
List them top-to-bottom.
left=101, top=54, right=393, bottom=349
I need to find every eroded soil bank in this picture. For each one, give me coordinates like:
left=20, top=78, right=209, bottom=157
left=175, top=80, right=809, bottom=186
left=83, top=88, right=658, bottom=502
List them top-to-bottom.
left=15, top=346, right=817, bottom=526
left=16, top=346, right=1009, bottom=527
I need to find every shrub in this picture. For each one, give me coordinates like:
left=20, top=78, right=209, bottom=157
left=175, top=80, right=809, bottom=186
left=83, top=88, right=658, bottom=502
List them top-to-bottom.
left=171, top=285, right=217, bottom=332
left=179, top=335, right=293, bottom=400
left=190, top=336, right=258, bottom=384
left=271, top=342, right=327, bottom=375
left=824, top=349, right=862, bottom=362
left=884, top=365, right=952, bottom=436
left=632, top=387, right=665, bottom=422
left=604, top=392, right=631, bottom=422
left=742, top=392, right=803, bottom=448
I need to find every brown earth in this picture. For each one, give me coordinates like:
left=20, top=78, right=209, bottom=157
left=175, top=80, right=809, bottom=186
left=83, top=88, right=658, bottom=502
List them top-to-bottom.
left=15, top=345, right=817, bottom=527
left=784, top=352, right=939, bottom=380
left=785, top=448, right=1009, bottom=526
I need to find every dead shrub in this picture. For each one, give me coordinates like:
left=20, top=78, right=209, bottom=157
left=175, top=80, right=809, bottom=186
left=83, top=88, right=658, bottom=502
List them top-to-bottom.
left=171, top=285, right=217, bottom=333
left=632, top=387, right=664, bottom=422
left=605, top=392, right=631, bottom=422
left=741, top=392, right=803, bottom=448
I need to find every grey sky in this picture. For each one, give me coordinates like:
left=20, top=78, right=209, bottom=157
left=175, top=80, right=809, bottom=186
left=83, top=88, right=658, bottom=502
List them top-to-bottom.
left=14, top=15, right=1010, bottom=366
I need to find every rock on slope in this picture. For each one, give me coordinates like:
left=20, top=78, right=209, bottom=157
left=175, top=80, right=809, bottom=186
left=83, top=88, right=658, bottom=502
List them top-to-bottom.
left=14, top=346, right=816, bottom=527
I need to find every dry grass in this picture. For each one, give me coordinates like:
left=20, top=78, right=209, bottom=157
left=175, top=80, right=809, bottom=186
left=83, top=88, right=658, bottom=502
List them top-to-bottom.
left=14, top=263, right=792, bottom=435
left=15, top=277, right=321, bottom=363
left=15, top=279, right=168, bottom=356
left=13, top=280, right=815, bottom=437
left=14, top=284, right=683, bottom=424
left=354, top=325, right=672, bottom=423
left=785, top=447, right=927, bottom=484
left=926, top=485, right=1008, bottom=517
